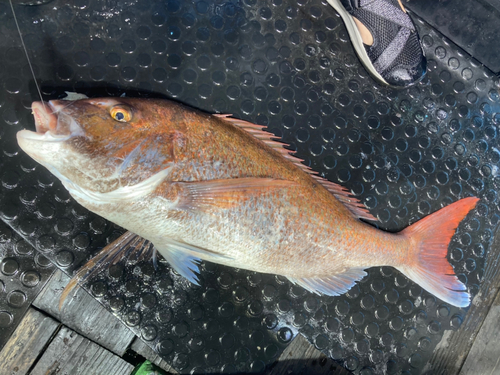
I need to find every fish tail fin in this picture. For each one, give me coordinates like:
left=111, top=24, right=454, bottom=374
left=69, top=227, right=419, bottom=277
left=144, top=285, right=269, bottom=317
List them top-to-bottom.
left=396, top=197, right=479, bottom=308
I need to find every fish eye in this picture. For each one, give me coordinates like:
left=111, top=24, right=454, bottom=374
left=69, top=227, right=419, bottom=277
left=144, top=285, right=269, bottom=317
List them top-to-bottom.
left=110, top=106, right=132, bottom=122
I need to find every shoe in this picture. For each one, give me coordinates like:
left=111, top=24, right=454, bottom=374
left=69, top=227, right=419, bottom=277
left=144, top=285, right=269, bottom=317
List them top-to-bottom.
left=327, top=0, right=426, bottom=87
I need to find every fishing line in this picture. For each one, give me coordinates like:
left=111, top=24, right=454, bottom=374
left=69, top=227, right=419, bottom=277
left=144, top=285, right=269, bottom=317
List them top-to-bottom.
left=9, top=0, right=47, bottom=112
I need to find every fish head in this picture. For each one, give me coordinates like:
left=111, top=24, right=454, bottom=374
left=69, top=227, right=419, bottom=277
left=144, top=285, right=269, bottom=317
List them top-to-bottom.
left=17, top=98, right=181, bottom=198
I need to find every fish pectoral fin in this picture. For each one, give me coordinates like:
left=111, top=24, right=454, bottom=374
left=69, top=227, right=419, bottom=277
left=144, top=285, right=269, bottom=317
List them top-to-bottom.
left=177, top=178, right=296, bottom=211
left=59, top=231, right=155, bottom=310
left=156, top=239, right=234, bottom=285
left=286, top=268, right=367, bottom=296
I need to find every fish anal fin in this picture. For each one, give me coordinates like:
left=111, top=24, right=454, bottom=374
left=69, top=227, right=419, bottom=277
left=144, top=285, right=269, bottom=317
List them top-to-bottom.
left=177, top=178, right=296, bottom=211
left=287, top=268, right=367, bottom=297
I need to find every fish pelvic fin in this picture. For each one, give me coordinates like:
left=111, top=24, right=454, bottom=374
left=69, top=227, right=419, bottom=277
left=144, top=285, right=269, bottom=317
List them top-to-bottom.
left=397, top=197, right=479, bottom=308
left=59, top=231, right=155, bottom=310
left=155, top=239, right=235, bottom=285
left=156, top=245, right=201, bottom=285
left=286, top=268, right=367, bottom=297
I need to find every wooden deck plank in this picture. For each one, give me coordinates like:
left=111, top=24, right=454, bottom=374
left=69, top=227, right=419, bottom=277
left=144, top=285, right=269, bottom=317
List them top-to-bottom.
left=428, top=225, right=500, bottom=374
left=33, top=269, right=135, bottom=356
left=459, top=288, right=500, bottom=374
left=0, top=307, right=60, bottom=375
left=30, top=326, right=134, bottom=375
left=268, top=334, right=351, bottom=375
left=131, top=337, right=178, bottom=374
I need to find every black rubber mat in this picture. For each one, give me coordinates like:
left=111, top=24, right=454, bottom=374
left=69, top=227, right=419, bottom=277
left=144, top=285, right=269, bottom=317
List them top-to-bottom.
left=0, top=0, right=498, bottom=374
left=407, top=0, right=500, bottom=73
left=0, top=222, right=55, bottom=349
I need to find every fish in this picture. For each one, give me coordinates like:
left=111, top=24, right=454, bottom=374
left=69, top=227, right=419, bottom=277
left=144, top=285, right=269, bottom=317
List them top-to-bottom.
left=16, top=97, right=479, bottom=308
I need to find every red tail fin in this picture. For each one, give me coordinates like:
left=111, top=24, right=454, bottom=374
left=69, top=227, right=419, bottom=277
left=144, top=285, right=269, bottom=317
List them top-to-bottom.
left=397, top=197, right=479, bottom=307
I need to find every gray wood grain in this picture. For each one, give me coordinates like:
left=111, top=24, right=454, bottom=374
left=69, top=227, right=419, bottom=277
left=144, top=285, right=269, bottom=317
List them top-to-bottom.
left=428, top=225, right=500, bottom=374
left=33, top=269, right=135, bottom=356
left=459, top=289, right=500, bottom=374
left=0, top=308, right=59, bottom=375
left=30, top=326, right=134, bottom=375
left=268, top=334, right=351, bottom=375
left=131, top=337, right=178, bottom=374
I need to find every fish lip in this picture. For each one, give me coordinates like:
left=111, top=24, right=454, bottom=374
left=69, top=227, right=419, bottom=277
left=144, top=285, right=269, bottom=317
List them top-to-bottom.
left=32, top=101, right=57, bottom=134
left=16, top=129, right=71, bottom=142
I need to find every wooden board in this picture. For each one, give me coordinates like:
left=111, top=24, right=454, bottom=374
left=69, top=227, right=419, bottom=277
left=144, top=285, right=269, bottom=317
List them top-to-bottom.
left=428, top=225, right=500, bottom=373
left=0, top=234, right=56, bottom=351
left=33, top=269, right=135, bottom=356
left=459, top=288, right=500, bottom=374
left=0, top=307, right=60, bottom=375
left=30, top=325, right=134, bottom=375
left=268, top=334, right=351, bottom=375
left=131, top=337, right=178, bottom=374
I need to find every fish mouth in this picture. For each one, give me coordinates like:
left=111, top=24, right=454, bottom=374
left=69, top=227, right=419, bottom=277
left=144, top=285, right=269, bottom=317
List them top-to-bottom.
left=17, top=100, right=83, bottom=143
left=33, top=101, right=58, bottom=134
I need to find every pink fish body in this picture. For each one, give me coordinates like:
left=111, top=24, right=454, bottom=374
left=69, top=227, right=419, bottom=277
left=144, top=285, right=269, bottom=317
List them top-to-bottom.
left=17, top=97, right=478, bottom=307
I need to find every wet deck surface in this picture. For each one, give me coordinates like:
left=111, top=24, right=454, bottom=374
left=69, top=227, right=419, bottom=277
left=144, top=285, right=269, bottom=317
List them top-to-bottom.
left=1, top=0, right=500, bottom=374
left=0, top=268, right=346, bottom=375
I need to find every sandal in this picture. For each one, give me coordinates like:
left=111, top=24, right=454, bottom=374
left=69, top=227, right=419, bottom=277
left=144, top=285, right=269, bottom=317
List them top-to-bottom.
left=327, top=0, right=427, bottom=87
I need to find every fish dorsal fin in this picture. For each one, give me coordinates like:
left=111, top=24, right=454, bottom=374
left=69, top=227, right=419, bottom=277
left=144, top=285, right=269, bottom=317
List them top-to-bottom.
left=214, top=114, right=376, bottom=222
left=214, top=114, right=314, bottom=174
left=311, top=176, right=377, bottom=221
left=286, top=268, right=367, bottom=297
